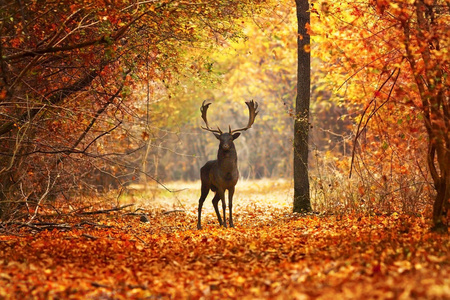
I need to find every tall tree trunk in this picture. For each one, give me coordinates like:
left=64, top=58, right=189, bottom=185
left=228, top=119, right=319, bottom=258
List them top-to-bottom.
left=293, top=0, right=311, bottom=213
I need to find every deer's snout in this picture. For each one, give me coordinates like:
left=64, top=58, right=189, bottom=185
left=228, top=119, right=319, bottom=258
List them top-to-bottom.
left=222, top=143, right=231, bottom=151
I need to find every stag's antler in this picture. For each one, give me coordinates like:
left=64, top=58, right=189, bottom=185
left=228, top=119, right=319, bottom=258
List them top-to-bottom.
left=200, top=100, right=222, bottom=134
left=230, top=100, right=259, bottom=134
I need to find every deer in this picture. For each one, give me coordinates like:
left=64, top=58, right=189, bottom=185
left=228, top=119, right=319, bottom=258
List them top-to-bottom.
left=197, top=100, right=259, bottom=230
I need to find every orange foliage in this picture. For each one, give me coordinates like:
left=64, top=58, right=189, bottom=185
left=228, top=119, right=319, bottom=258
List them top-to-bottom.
left=0, top=0, right=268, bottom=216
left=312, top=0, right=449, bottom=228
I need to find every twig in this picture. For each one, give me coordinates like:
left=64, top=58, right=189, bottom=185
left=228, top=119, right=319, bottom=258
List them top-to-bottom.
left=337, top=50, right=396, bottom=91
left=349, top=68, right=401, bottom=178
left=28, top=167, right=58, bottom=224
left=78, top=204, right=134, bottom=215
left=162, top=209, right=185, bottom=215
left=123, top=212, right=145, bottom=216
left=5, top=220, right=113, bottom=233
left=75, top=220, right=114, bottom=228
left=13, top=222, right=72, bottom=231
left=81, top=233, right=99, bottom=240
left=134, top=235, right=147, bottom=245
left=91, top=282, right=110, bottom=288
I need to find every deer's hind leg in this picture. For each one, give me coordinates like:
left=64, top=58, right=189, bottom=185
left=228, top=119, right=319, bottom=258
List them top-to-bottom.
left=197, top=184, right=210, bottom=230
left=212, top=193, right=223, bottom=226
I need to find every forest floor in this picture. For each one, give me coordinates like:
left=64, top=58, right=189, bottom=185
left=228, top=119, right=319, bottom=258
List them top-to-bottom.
left=0, top=179, right=449, bottom=299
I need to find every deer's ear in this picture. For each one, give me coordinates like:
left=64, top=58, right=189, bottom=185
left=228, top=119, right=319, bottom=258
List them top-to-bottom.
left=214, top=133, right=221, bottom=140
left=232, top=133, right=241, bottom=140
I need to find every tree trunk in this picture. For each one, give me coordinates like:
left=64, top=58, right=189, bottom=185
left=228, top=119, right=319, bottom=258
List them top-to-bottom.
left=293, top=0, right=311, bottom=213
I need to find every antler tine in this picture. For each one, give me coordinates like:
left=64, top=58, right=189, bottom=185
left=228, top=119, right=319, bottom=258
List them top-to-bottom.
left=200, top=100, right=222, bottom=134
left=230, top=100, right=259, bottom=134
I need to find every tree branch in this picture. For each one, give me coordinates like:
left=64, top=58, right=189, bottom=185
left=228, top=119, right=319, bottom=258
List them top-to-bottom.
left=4, top=10, right=147, bottom=61
left=0, top=62, right=106, bottom=137
left=350, top=68, right=400, bottom=178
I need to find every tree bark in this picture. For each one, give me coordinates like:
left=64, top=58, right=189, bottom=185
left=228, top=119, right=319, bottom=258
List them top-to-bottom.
left=293, top=0, right=311, bottom=213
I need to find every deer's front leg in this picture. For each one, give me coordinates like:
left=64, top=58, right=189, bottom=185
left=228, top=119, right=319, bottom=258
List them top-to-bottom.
left=228, top=187, right=235, bottom=228
left=218, top=189, right=227, bottom=228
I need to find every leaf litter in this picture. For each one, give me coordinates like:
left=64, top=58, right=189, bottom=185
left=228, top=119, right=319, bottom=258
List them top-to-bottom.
left=0, top=179, right=449, bottom=299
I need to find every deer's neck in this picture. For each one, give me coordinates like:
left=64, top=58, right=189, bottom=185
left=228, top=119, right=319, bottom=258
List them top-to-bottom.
left=217, top=148, right=237, bottom=172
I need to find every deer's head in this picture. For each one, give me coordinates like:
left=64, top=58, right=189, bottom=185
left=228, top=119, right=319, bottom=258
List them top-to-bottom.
left=200, top=100, right=258, bottom=151
left=214, top=132, right=240, bottom=152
